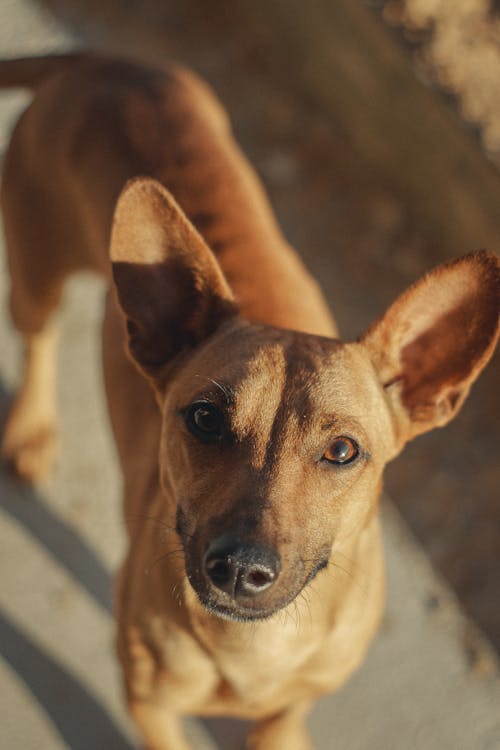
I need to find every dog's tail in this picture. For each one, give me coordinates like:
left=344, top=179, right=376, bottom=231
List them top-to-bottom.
left=0, top=53, right=89, bottom=90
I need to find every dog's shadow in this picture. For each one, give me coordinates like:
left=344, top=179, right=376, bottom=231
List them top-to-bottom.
left=0, top=383, right=250, bottom=750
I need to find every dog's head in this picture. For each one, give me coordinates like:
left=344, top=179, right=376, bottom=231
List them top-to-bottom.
left=110, top=178, right=500, bottom=621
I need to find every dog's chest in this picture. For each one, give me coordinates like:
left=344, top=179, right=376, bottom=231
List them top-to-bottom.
left=187, top=610, right=329, bottom=715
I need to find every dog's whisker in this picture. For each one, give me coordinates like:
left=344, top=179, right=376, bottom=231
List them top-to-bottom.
left=125, top=514, right=177, bottom=534
left=125, top=514, right=196, bottom=539
left=145, top=547, right=185, bottom=576
left=332, top=548, right=367, bottom=577
left=329, top=558, right=365, bottom=587
left=330, top=560, right=354, bottom=579
left=329, top=561, right=369, bottom=596
left=171, top=580, right=185, bottom=608
left=305, top=581, right=322, bottom=606
left=299, top=590, right=313, bottom=629
left=294, top=600, right=301, bottom=631
left=281, top=607, right=292, bottom=629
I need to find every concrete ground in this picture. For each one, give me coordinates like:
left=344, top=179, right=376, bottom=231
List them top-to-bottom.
left=0, top=2, right=500, bottom=749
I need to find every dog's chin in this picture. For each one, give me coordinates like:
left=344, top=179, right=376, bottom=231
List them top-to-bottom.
left=188, top=578, right=306, bottom=622
left=196, top=593, right=286, bottom=622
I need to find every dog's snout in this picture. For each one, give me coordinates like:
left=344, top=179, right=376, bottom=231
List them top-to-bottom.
left=204, top=536, right=280, bottom=600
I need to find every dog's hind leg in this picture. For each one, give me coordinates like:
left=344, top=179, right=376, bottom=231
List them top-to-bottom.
left=1, top=135, right=72, bottom=482
left=0, top=202, right=63, bottom=482
left=2, top=318, right=60, bottom=482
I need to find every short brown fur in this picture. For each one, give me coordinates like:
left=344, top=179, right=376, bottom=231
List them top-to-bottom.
left=1, top=54, right=499, bottom=749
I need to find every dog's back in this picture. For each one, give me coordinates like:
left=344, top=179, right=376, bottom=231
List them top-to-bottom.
left=1, top=54, right=334, bottom=336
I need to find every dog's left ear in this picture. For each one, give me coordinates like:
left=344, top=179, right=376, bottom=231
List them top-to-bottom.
left=110, top=178, right=237, bottom=383
left=361, top=251, right=499, bottom=446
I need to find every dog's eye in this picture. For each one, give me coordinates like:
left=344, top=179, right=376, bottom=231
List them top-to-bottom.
left=184, top=401, right=225, bottom=442
left=323, top=437, right=359, bottom=465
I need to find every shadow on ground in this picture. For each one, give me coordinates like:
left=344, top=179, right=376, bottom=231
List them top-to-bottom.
left=0, top=382, right=252, bottom=750
left=0, top=384, right=135, bottom=749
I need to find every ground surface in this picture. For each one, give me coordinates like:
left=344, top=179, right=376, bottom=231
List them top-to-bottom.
left=0, top=1, right=500, bottom=749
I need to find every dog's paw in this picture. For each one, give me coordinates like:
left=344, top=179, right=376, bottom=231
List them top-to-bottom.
left=2, top=419, right=59, bottom=483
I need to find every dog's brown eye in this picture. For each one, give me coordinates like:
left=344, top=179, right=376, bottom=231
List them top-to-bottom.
left=184, top=401, right=224, bottom=442
left=323, top=437, right=359, bottom=465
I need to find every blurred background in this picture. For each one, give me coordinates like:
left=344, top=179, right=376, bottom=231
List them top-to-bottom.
left=0, top=1, right=499, bottom=748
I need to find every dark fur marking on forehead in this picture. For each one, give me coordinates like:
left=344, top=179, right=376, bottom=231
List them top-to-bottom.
left=205, top=333, right=343, bottom=536
left=262, top=333, right=342, bottom=470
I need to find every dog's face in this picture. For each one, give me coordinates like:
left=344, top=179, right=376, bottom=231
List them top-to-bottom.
left=110, top=179, right=500, bottom=621
left=161, top=325, right=394, bottom=620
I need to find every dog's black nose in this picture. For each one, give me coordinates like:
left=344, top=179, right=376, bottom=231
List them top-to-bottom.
left=204, top=536, right=280, bottom=599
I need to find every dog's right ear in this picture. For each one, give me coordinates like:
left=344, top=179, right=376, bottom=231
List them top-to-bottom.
left=110, top=178, right=237, bottom=383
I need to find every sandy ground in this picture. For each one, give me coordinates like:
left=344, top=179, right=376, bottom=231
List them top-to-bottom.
left=0, top=2, right=500, bottom=749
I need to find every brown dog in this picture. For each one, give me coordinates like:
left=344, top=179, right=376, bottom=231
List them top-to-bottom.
left=1, top=53, right=499, bottom=750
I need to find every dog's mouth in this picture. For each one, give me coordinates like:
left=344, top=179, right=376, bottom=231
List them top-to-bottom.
left=184, top=547, right=331, bottom=623
left=184, top=568, right=300, bottom=622
left=194, top=592, right=289, bottom=622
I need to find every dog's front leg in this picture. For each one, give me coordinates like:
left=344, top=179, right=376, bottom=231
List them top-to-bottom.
left=119, top=625, right=193, bottom=750
left=130, top=700, right=192, bottom=750
left=247, top=701, right=314, bottom=750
